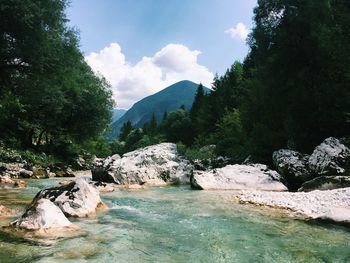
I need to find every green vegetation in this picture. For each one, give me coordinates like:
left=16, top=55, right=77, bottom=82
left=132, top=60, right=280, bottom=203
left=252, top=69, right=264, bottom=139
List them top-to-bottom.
left=0, top=0, right=114, bottom=163
left=2, top=0, right=349, bottom=167
left=108, top=0, right=350, bottom=165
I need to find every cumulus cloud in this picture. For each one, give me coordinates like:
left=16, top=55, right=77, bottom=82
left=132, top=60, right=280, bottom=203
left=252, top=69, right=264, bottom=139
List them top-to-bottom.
left=225, top=22, right=250, bottom=41
left=85, top=43, right=214, bottom=109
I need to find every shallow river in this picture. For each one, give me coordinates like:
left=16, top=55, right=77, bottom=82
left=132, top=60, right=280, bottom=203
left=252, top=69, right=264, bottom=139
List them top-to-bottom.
left=0, top=178, right=349, bottom=263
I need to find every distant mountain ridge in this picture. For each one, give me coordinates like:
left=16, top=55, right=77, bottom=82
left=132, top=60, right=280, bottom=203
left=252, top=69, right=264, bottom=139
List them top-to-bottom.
left=106, top=80, right=210, bottom=140
left=111, top=109, right=127, bottom=124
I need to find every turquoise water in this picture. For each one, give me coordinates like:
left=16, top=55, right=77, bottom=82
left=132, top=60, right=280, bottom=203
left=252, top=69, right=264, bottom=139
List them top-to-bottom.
left=0, top=179, right=349, bottom=263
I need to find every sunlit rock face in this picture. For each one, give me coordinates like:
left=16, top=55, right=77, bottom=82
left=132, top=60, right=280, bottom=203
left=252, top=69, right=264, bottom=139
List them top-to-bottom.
left=92, top=143, right=193, bottom=185
left=191, top=164, right=287, bottom=191
left=32, top=178, right=105, bottom=217
left=11, top=199, right=73, bottom=230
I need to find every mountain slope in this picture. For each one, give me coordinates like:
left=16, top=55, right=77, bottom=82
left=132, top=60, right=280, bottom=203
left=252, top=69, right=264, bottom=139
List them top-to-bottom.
left=107, top=80, right=210, bottom=140
left=111, top=109, right=127, bottom=124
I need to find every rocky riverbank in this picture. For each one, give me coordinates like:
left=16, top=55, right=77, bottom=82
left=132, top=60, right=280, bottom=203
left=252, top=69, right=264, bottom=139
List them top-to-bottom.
left=236, top=188, right=350, bottom=224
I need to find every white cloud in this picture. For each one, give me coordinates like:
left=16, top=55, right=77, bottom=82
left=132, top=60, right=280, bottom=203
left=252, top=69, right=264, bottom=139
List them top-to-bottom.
left=225, top=22, right=250, bottom=41
left=85, top=43, right=214, bottom=109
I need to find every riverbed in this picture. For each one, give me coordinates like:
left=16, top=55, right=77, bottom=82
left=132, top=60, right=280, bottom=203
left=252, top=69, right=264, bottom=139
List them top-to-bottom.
left=0, top=178, right=349, bottom=262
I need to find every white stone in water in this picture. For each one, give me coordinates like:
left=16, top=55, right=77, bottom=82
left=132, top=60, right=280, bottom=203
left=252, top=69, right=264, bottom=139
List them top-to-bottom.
left=192, top=164, right=288, bottom=191
left=35, top=178, right=103, bottom=217
left=11, top=199, right=72, bottom=229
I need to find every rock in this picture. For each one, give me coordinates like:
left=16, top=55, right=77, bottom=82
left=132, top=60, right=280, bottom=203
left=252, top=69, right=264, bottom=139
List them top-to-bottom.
left=308, top=137, right=350, bottom=176
left=92, top=143, right=193, bottom=185
left=272, top=149, right=311, bottom=190
left=192, top=156, right=231, bottom=171
left=0, top=162, right=28, bottom=178
left=191, top=164, right=287, bottom=191
left=32, top=166, right=46, bottom=178
left=55, top=167, right=75, bottom=177
left=19, top=169, right=34, bottom=178
left=0, top=174, right=15, bottom=184
left=298, top=176, right=350, bottom=192
left=33, top=178, right=106, bottom=217
left=14, top=179, right=26, bottom=188
left=59, top=179, right=74, bottom=186
left=89, top=181, right=115, bottom=192
left=124, top=184, right=144, bottom=190
left=237, top=188, right=350, bottom=224
left=11, top=199, right=74, bottom=230
left=0, top=205, right=14, bottom=217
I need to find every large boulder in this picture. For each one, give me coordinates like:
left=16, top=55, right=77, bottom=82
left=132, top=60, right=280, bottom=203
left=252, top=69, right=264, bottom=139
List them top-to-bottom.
left=308, top=137, right=350, bottom=176
left=92, top=143, right=193, bottom=185
left=273, top=149, right=311, bottom=190
left=191, top=164, right=287, bottom=191
left=298, top=176, right=350, bottom=192
left=33, top=178, right=106, bottom=217
left=11, top=199, right=74, bottom=230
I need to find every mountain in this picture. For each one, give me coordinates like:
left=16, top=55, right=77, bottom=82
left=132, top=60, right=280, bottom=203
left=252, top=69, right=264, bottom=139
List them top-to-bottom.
left=107, top=80, right=210, bottom=140
left=111, top=109, right=127, bottom=124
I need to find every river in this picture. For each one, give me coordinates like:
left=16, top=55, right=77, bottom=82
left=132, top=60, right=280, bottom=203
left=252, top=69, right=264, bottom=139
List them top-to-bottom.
left=0, top=178, right=349, bottom=262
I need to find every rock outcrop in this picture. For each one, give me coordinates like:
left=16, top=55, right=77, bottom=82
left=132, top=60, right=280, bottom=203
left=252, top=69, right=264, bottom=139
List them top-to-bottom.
left=274, top=137, right=350, bottom=191
left=308, top=137, right=350, bottom=176
left=92, top=143, right=193, bottom=185
left=272, top=149, right=311, bottom=190
left=191, top=164, right=287, bottom=191
left=298, top=176, right=350, bottom=192
left=33, top=178, right=106, bottom=217
left=237, top=188, right=350, bottom=224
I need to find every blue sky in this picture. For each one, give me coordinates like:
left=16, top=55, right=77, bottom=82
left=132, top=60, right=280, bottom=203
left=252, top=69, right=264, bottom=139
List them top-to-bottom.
left=67, top=0, right=257, bottom=109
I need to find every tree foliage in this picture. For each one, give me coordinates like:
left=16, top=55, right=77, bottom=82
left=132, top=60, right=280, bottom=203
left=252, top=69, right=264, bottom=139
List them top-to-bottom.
left=0, top=0, right=114, bottom=159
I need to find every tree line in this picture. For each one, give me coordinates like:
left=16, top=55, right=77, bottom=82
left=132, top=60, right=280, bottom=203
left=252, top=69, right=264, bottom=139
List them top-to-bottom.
left=0, top=0, right=114, bottom=161
left=109, top=0, right=350, bottom=164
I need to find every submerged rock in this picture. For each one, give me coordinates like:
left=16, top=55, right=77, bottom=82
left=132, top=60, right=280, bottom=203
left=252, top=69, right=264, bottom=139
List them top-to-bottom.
left=308, top=137, right=350, bottom=176
left=92, top=143, right=193, bottom=185
left=272, top=149, right=311, bottom=190
left=191, top=164, right=287, bottom=191
left=298, top=176, right=350, bottom=192
left=33, top=178, right=106, bottom=217
left=90, top=181, right=115, bottom=192
left=237, top=188, right=350, bottom=224
left=0, top=205, right=14, bottom=217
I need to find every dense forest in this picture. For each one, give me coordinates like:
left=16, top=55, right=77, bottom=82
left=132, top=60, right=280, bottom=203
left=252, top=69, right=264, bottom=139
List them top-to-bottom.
left=0, top=0, right=114, bottom=163
left=1, top=0, right=350, bottom=166
left=111, top=0, right=350, bottom=164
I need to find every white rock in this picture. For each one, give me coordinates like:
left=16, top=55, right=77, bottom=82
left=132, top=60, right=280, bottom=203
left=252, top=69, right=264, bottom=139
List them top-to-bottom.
left=308, top=137, right=350, bottom=176
left=92, top=143, right=193, bottom=185
left=191, top=164, right=288, bottom=191
left=35, top=178, right=104, bottom=217
left=237, top=188, right=350, bottom=223
left=11, top=199, right=72, bottom=229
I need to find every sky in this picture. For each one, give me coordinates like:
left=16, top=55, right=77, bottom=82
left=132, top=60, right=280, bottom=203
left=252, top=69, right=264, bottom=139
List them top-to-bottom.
left=67, top=0, right=257, bottom=109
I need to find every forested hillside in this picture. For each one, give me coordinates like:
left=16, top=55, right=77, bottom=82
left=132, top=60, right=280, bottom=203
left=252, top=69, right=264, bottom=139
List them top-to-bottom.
left=111, top=0, right=350, bottom=164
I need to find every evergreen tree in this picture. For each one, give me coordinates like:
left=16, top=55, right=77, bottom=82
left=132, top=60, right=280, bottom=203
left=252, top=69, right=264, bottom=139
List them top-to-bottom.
left=119, top=121, right=133, bottom=142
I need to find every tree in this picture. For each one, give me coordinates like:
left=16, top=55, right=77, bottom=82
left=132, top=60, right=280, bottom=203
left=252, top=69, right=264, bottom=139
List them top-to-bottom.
left=0, top=0, right=114, bottom=158
left=241, top=0, right=350, bottom=162
left=162, top=109, right=193, bottom=145
left=119, top=121, right=133, bottom=141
